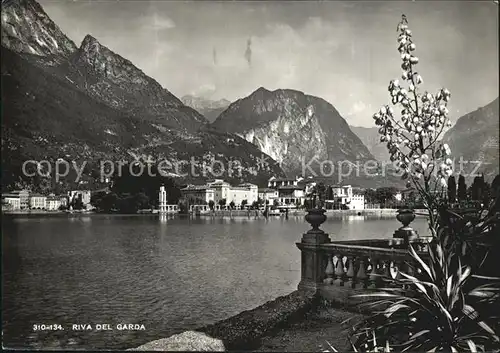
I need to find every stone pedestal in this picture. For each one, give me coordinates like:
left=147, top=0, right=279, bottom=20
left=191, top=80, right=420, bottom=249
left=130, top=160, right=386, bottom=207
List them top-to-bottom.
left=297, top=208, right=331, bottom=293
left=393, top=209, right=419, bottom=246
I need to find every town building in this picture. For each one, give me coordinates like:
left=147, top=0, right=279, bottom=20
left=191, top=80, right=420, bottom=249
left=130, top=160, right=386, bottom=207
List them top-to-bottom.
left=267, top=176, right=304, bottom=189
left=179, top=180, right=258, bottom=208
left=180, top=185, right=215, bottom=204
left=277, top=185, right=305, bottom=207
left=330, top=185, right=366, bottom=210
left=258, top=188, right=279, bottom=204
left=9, top=189, right=29, bottom=209
left=68, top=190, right=91, bottom=207
left=2, top=193, right=21, bottom=210
left=29, top=194, right=47, bottom=209
left=46, top=195, right=61, bottom=211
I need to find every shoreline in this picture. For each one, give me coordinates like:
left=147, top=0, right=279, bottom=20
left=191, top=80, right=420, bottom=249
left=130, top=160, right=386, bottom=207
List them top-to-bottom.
left=1, top=208, right=428, bottom=217
left=129, top=290, right=319, bottom=351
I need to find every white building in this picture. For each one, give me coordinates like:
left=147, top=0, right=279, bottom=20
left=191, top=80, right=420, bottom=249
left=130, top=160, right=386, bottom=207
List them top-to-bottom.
left=267, top=176, right=304, bottom=189
left=180, top=180, right=258, bottom=208
left=180, top=185, right=215, bottom=204
left=277, top=185, right=305, bottom=207
left=330, top=185, right=365, bottom=210
left=258, top=188, right=279, bottom=204
left=350, top=193, right=365, bottom=210
left=2, top=194, right=21, bottom=210
left=29, top=194, right=47, bottom=209
left=46, top=196, right=61, bottom=210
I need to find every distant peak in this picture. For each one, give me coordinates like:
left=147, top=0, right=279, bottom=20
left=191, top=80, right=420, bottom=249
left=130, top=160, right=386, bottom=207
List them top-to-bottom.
left=81, top=34, right=100, bottom=48
left=255, top=86, right=270, bottom=93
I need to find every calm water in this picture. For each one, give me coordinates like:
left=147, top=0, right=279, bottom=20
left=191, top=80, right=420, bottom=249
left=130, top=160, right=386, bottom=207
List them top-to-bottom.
left=2, top=213, right=428, bottom=350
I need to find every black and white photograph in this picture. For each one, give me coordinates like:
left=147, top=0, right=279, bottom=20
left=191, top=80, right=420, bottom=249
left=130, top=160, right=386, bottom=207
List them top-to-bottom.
left=1, top=0, right=499, bottom=351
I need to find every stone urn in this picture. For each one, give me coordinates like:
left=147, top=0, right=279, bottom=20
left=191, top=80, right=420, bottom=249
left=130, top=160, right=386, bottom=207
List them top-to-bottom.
left=305, top=208, right=327, bottom=231
left=394, top=208, right=419, bottom=245
left=396, top=209, right=416, bottom=229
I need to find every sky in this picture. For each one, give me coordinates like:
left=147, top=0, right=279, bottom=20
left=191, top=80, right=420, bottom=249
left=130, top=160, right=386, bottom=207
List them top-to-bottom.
left=39, top=0, right=499, bottom=127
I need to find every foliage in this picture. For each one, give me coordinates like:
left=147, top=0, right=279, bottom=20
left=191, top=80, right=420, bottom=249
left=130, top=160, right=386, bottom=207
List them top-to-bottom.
left=448, top=175, right=457, bottom=203
left=458, top=175, right=468, bottom=202
left=218, top=198, right=227, bottom=207
left=241, top=199, right=248, bottom=208
left=208, top=200, right=215, bottom=210
left=229, top=201, right=235, bottom=209
left=348, top=240, right=500, bottom=352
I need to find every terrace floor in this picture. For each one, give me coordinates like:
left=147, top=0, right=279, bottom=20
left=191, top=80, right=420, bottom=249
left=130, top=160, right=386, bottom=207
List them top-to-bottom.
left=253, top=307, right=365, bottom=352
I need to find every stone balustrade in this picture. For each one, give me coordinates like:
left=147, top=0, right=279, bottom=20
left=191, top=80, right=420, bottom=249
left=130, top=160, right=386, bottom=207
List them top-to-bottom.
left=296, top=208, right=432, bottom=309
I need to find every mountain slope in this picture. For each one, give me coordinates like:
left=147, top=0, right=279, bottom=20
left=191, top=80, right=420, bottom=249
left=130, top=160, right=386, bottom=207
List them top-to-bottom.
left=1, top=0, right=285, bottom=191
left=1, top=0, right=77, bottom=57
left=2, top=0, right=208, bottom=132
left=1, top=46, right=285, bottom=190
left=212, top=87, right=375, bottom=177
left=181, top=95, right=230, bottom=123
left=442, top=97, right=499, bottom=181
left=350, top=126, right=391, bottom=163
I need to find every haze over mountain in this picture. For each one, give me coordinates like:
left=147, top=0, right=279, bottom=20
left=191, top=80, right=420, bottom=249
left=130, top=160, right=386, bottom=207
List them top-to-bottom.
left=1, top=0, right=285, bottom=191
left=181, top=95, right=231, bottom=123
left=442, top=97, right=499, bottom=182
left=349, top=126, right=391, bottom=163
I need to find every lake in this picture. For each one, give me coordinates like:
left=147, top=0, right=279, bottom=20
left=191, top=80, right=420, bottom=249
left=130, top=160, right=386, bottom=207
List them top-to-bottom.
left=2, top=213, right=429, bottom=350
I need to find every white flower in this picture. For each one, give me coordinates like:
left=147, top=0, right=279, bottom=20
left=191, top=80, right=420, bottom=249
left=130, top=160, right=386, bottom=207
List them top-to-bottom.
left=409, top=43, right=416, bottom=51
left=410, top=56, right=419, bottom=64
left=402, top=71, right=408, bottom=80
left=416, top=75, right=423, bottom=84
left=394, top=79, right=400, bottom=87
left=409, top=84, right=415, bottom=92
left=380, top=106, right=387, bottom=115
left=388, top=106, right=394, bottom=115
left=446, top=120, right=452, bottom=127
left=427, top=125, right=435, bottom=131
left=416, top=126, right=422, bottom=132
left=414, top=133, right=420, bottom=139
left=443, top=143, right=451, bottom=156
left=446, top=158, right=453, bottom=165
left=421, top=161, right=428, bottom=170
left=440, top=163, right=447, bottom=171
left=445, top=168, right=453, bottom=177
left=440, top=177, right=447, bottom=188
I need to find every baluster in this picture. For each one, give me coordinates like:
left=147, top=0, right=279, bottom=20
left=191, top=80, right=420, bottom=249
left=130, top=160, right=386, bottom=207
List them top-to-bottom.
left=324, top=253, right=334, bottom=285
left=334, top=254, right=345, bottom=286
left=346, top=256, right=356, bottom=288
left=356, top=257, right=368, bottom=289
left=368, top=257, right=380, bottom=288
left=382, top=259, right=393, bottom=287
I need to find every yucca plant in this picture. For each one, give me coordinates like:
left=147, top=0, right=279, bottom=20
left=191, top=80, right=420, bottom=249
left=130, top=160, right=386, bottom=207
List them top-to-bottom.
left=347, top=239, right=500, bottom=352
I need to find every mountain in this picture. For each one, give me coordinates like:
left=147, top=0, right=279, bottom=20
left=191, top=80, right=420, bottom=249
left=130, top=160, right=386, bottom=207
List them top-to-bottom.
left=1, top=0, right=285, bottom=191
left=1, top=0, right=77, bottom=57
left=212, top=87, right=376, bottom=177
left=181, top=95, right=231, bottom=123
left=442, top=97, right=499, bottom=182
left=350, top=126, right=391, bottom=163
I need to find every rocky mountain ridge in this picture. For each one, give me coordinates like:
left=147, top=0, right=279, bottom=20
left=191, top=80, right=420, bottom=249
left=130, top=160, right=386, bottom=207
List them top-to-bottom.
left=1, top=0, right=285, bottom=191
left=212, top=87, right=375, bottom=178
left=442, top=97, right=499, bottom=182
